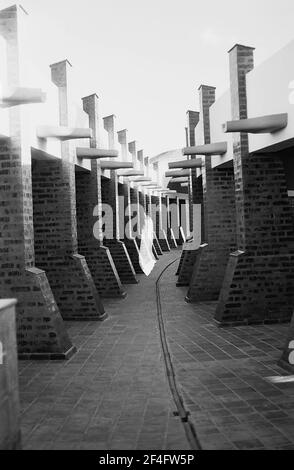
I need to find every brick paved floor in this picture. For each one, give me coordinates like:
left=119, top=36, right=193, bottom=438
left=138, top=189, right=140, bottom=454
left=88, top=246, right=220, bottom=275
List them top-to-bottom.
left=19, top=250, right=294, bottom=450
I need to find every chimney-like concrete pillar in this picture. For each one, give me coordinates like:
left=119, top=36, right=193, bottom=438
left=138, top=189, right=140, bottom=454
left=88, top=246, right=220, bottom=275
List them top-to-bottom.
left=0, top=5, right=74, bottom=357
left=216, top=44, right=294, bottom=326
left=33, top=59, right=105, bottom=320
left=186, top=85, right=237, bottom=302
left=81, top=94, right=124, bottom=298
left=186, top=110, right=199, bottom=147
left=187, top=110, right=200, bottom=235
left=102, top=114, right=120, bottom=239
left=103, top=114, right=116, bottom=149
left=102, top=119, right=137, bottom=284
left=118, top=129, right=128, bottom=162
left=116, top=132, right=143, bottom=273
left=128, top=141, right=137, bottom=168
left=128, top=141, right=143, bottom=237
left=137, top=149, right=144, bottom=171
left=144, top=157, right=149, bottom=176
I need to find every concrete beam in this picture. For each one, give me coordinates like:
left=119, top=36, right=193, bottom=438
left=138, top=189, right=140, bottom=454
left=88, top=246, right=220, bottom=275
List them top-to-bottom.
left=0, top=87, right=46, bottom=108
left=223, top=113, right=288, bottom=134
left=37, top=126, right=92, bottom=141
left=183, top=142, right=227, bottom=156
left=76, top=148, right=118, bottom=159
left=168, top=159, right=202, bottom=169
left=100, top=161, right=133, bottom=170
left=117, top=169, right=144, bottom=177
left=165, top=169, right=191, bottom=178
left=130, top=177, right=152, bottom=182
left=170, top=177, right=189, bottom=183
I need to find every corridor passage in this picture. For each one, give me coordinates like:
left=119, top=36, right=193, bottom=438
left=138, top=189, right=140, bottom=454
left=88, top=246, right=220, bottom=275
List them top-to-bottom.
left=19, top=251, right=294, bottom=450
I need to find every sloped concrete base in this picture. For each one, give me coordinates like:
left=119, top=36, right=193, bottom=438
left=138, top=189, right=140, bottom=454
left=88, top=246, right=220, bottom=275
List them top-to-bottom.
left=104, top=240, right=138, bottom=285
left=186, top=244, right=231, bottom=302
left=215, top=251, right=294, bottom=325
left=14, top=268, right=75, bottom=357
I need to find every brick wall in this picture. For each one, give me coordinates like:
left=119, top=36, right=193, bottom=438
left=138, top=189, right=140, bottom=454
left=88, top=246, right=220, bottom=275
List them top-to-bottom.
left=216, top=45, right=294, bottom=325
left=0, top=137, right=74, bottom=358
left=32, top=158, right=105, bottom=320
left=187, top=165, right=237, bottom=301
left=75, top=167, right=125, bottom=298
left=177, top=175, right=204, bottom=284
left=101, top=176, right=138, bottom=284
left=119, top=182, right=143, bottom=274
left=0, top=300, right=21, bottom=449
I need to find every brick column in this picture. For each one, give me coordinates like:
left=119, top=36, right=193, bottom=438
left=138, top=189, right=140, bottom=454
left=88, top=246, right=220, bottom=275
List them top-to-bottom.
left=0, top=5, right=74, bottom=358
left=216, top=44, right=294, bottom=325
left=32, top=61, right=105, bottom=321
left=186, top=85, right=237, bottom=302
left=77, top=94, right=125, bottom=298
left=187, top=110, right=199, bottom=233
left=102, top=117, right=137, bottom=284
left=117, top=130, right=143, bottom=273
left=128, top=141, right=143, bottom=239
left=152, top=163, right=170, bottom=251
left=145, top=192, right=159, bottom=259
left=151, top=194, right=163, bottom=256
left=158, top=196, right=171, bottom=251
left=166, top=196, right=177, bottom=249
left=0, top=300, right=21, bottom=449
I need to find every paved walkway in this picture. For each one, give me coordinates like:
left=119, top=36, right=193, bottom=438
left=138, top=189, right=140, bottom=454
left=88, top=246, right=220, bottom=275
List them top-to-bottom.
left=19, top=250, right=294, bottom=450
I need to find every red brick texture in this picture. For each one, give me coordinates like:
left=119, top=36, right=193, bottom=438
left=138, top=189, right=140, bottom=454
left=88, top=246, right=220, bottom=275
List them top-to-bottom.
left=0, top=8, right=74, bottom=357
left=215, top=45, right=294, bottom=325
left=82, top=94, right=126, bottom=299
left=186, top=110, right=200, bottom=233
left=0, top=138, right=74, bottom=358
left=32, top=159, right=105, bottom=321
left=187, top=163, right=237, bottom=301
left=75, top=167, right=125, bottom=299
left=101, top=175, right=138, bottom=284
left=177, top=175, right=204, bottom=285
left=119, top=182, right=143, bottom=274
left=153, top=196, right=170, bottom=252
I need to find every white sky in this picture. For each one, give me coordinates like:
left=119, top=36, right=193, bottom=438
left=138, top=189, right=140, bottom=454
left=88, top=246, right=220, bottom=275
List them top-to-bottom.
left=1, top=0, right=294, bottom=157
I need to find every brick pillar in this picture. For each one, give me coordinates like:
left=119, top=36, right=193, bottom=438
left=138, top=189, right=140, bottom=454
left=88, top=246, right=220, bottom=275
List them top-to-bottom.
left=0, top=5, right=74, bottom=358
left=216, top=45, right=294, bottom=325
left=32, top=62, right=105, bottom=321
left=186, top=85, right=237, bottom=302
left=80, top=94, right=125, bottom=298
left=187, top=110, right=199, bottom=233
left=102, top=117, right=138, bottom=284
left=117, top=130, right=143, bottom=274
left=128, top=141, right=143, bottom=238
left=153, top=162, right=170, bottom=251
left=119, top=180, right=143, bottom=274
left=146, top=192, right=159, bottom=259
left=177, top=192, right=198, bottom=286
left=151, top=195, right=163, bottom=256
left=159, top=196, right=171, bottom=251
left=166, top=196, right=177, bottom=249
left=0, top=300, right=21, bottom=449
